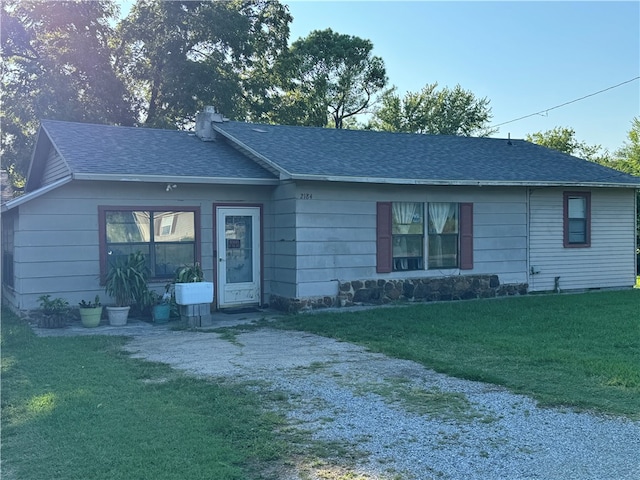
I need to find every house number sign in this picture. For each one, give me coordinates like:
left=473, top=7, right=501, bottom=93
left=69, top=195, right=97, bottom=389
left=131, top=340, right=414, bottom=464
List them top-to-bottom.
left=299, top=193, right=313, bottom=199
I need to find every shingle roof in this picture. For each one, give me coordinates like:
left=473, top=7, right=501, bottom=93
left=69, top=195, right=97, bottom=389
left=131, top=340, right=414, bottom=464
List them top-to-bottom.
left=36, top=118, right=640, bottom=189
left=40, top=120, right=276, bottom=181
left=214, top=121, right=640, bottom=187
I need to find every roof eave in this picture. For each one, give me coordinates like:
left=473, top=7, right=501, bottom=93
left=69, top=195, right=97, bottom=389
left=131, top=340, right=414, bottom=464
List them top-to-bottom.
left=72, top=173, right=279, bottom=186
left=288, top=174, right=640, bottom=188
left=1, top=176, right=72, bottom=212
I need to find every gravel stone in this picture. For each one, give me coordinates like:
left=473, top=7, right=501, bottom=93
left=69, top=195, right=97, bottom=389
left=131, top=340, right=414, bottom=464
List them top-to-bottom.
left=37, top=317, right=640, bottom=479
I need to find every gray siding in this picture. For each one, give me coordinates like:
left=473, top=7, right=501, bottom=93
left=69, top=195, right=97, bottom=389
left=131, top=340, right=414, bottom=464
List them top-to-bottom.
left=42, top=148, right=70, bottom=185
left=10, top=178, right=636, bottom=311
left=12, top=180, right=274, bottom=310
left=268, top=182, right=298, bottom=299
left=292, top=182, right=529, bottom=299
left=529, top=187, right=637, bottom=292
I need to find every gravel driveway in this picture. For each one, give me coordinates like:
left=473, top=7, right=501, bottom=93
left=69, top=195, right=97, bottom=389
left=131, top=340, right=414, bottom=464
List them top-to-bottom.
left=38, top=315, right=640, bottom=479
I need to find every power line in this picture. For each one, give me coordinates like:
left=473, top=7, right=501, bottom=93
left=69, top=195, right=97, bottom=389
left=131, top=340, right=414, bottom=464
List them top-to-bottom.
left=491, top=77, right=640, bottom=129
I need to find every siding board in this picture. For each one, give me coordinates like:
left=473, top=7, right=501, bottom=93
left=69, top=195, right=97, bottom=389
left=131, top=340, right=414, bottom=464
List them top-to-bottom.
left=41, top=149, right=70, bottom=185
left=291, top=183, right=528, bottom=298
left=529, top=187, right=636, bottom=291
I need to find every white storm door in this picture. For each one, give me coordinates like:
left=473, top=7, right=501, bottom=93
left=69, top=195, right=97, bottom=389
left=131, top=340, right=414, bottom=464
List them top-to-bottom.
left=216, top=207, right=261, bottom=308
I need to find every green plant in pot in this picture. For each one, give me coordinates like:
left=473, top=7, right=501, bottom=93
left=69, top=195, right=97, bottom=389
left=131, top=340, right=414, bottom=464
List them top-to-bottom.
left=104, top=251, right=150, bottom=326
left=174, top=262, right=213, bottom=306
left=175, top=263, right=205, bottom=283
left=148, top=288, right=172, bottom=324
left=38, top=295, right=70, bottom=328
left=78, top=295, right=102, bottom=328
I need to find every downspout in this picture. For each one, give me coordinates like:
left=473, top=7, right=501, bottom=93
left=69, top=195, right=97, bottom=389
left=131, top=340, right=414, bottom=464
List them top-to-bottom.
left=526, top=187, right=532, bottom=291
left=633, top=188, right=640, bottom=278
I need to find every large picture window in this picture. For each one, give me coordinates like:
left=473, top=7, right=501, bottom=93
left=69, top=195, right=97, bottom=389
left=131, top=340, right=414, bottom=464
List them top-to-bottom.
left=563, top=192, right=591, bottom=247
left=376, top=201, right=473, bottom=273
left=99, top=207, right=199, bottom=279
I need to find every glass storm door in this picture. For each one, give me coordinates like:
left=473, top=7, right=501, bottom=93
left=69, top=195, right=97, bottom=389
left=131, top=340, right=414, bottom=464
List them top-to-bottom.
left=216, top=207, right=261, bottom=308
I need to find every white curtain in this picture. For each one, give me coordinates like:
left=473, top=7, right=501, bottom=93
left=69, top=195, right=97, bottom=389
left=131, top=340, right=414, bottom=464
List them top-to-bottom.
left=392, top=202, right=419, bottom=225
left=428, top=203, right=452, bottom=234
left=429, top=203, right=453, bottom=265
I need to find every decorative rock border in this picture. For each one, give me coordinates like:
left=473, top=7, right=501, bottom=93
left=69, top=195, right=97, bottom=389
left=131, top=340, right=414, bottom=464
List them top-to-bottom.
left=270, top=275, right=528, bottom=313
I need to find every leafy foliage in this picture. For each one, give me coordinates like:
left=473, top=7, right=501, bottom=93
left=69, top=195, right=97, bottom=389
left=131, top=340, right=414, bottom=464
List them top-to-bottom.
left=0, top=0, right=136, bottom=186
left=115, top=0, right=291, bottom=127
left=271, top=28, right=387, bottom=128
left=370, top=83, right=496, bottom=136
left=611, top=117, right=640, bottom=175
left=525, top=126, right=609, bottom=162
left=104, top=251, right=150, bottom=306
left=175, top=262, right=205, bottom=283
left=37, top=295, right=69, bottom=316
left=78, top=295, right=101, bottom=309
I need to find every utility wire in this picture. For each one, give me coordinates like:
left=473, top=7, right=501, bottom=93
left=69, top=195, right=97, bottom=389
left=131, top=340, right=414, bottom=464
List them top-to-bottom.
left=491, top=77, right=640, bottom=128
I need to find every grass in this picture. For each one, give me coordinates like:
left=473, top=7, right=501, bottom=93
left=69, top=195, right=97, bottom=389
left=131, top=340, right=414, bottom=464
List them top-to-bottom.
left=3, top=290, right=639, bottom=477
left=272, top=290, right=640, bottom=419
left=1, top=308, right=291, bottom=480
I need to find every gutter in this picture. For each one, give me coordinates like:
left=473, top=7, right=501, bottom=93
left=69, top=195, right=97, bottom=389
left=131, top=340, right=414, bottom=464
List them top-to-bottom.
left=71, top=173, right=279, bottom=186
left=286, top=173, right=640, bottom=189
left=1, top=176, right=73, bottom=212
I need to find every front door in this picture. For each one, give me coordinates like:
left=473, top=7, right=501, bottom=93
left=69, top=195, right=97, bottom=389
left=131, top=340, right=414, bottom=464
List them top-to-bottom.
left=216, top=206, right=261, bottom=308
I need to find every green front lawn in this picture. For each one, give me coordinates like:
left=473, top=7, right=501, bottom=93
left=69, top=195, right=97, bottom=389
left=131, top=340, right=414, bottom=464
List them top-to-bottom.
left=2, top=290, right=639, bottom=479
left=273, top=290, right=640, bottom=419
left=0, top=309, right=289, bottom=480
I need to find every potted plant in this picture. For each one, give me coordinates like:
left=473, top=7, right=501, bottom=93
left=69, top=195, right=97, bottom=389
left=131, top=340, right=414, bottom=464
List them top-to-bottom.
left=104, top=251, right=150, bottom=326
left=174, top=262, right=213, bottom=305
left=175, top=262, right=205, bottom=283
left=148, top=287, right=172, bottom=324
left=37, top=295, right=70, bottom=328
left=78, top=295, right=102, bottom=328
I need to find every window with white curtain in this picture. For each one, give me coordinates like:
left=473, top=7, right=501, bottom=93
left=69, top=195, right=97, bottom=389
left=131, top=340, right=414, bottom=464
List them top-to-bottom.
left=392, top=202, right=423, bottom=271
left=428, top=202, right=459, bottom=268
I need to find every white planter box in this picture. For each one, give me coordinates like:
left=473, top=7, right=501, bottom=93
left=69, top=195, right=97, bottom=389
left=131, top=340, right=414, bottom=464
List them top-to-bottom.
left=175, top=282, right=214, bottom=305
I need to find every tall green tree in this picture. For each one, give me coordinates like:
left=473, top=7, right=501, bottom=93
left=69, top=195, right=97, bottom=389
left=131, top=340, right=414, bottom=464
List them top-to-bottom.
left=1, top=0, right=136, bottom=185
left=116, top=0, right=291, bottom=128
left=272, top=28, right=387, bottom=128
left=370, top=83, right=496, bottom=137
left=611, top=117, right=640, bottom=175
left=525, top=126, right=609, bottom=162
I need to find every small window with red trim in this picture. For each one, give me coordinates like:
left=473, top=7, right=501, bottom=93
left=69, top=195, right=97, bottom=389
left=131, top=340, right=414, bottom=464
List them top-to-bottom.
left=563, top=192, right=591, bottom=247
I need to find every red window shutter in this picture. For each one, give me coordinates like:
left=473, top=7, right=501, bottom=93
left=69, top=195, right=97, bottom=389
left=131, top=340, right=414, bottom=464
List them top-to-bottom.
left=376, top=202, right=392, bottom=273
left=459, top=202, right=473, bottom=270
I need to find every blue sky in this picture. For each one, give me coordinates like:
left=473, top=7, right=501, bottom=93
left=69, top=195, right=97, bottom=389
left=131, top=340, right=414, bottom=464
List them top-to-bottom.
left=117, top=1, right=638, bottom=153
left=283, top=1, right=639, bottom=152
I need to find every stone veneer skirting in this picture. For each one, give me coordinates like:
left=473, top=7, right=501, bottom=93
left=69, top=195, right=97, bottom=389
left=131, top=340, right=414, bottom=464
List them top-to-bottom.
left=269, top=275, right=528, bottom=313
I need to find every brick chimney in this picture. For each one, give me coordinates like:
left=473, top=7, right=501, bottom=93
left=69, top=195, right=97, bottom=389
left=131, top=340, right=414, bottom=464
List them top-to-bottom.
left=195, top=106, right=225, bottom=141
